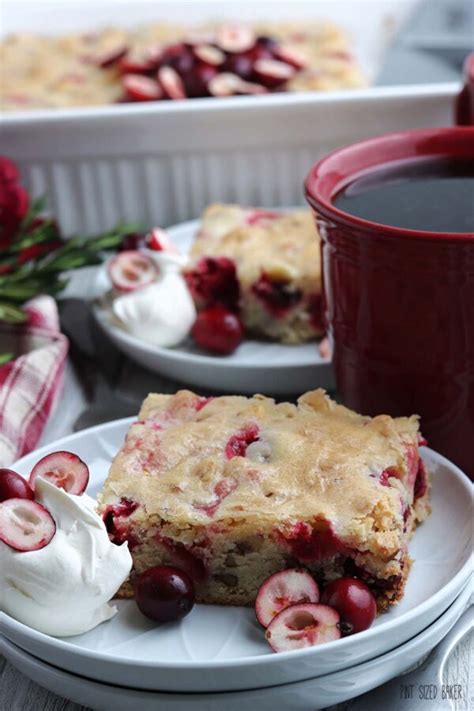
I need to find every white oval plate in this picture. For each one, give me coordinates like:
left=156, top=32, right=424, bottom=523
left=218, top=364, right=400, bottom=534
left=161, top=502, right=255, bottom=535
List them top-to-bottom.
left=92, top=219, right=334, bottom=395
left=1, top=420, right=472, bottom=692
left=2, top=584, right=471, bottom=711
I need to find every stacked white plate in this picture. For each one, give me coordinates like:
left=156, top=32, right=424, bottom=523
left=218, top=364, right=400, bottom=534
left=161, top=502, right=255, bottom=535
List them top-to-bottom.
left=1, top=420, right=472, bottom=710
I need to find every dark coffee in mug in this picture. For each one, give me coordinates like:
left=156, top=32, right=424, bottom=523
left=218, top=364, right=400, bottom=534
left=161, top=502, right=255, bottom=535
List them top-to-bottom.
left=334, top=157, right=474, bottom=234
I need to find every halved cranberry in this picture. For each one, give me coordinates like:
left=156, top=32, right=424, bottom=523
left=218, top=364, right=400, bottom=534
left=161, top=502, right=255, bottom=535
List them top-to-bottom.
left=193, top=45, right=225, bottom=66
left=273, top=45, right=307, bottom=70
left=119, top=49, right=160, bottom=74
left=253, top=58, right=295, bottom=88
left=158, top=66, right=187, bottom=100
left=207, top=72, right=241, bottom=97
left=122, top=74, right=162, bottom=101
left=108, top=250, right=157, bottom=292
left=184, top=257, right=240, bottom=310
left=252, top=273, right=301, bottom=317
left=225, top=424, right=260, bottom=459
left=29, top=451, right=89, bottom=495
left=0, top=499, right=56, bottom=551
left=256, top=569, right=320, bottom=627
left=265, top=603, right=340, bottom=652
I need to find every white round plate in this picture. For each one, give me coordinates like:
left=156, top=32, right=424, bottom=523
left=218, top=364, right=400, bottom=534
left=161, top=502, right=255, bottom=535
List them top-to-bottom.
left=92, top=218, right=334, bottom=395
left=1, top=420, right=472, bottom=693
left=1, top=583, right=471, bottom=711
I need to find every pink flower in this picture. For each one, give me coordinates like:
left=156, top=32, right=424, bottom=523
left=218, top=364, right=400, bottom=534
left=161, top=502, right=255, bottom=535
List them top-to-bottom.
left=0, top=157, right=29, bottom=249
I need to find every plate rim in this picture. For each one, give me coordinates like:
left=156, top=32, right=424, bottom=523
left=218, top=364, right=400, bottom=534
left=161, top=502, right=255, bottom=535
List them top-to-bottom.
left=2, top=416, right=473, bottom=671
left=1, top=580, right=471, bottom=697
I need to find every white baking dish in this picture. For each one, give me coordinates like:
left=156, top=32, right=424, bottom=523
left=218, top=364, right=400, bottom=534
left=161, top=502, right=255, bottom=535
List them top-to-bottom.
left=0, top=0, right=458, bottom=234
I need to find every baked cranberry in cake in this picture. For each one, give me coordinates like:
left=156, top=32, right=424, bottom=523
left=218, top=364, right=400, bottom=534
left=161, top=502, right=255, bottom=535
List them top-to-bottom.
left=184, top=256, right=240, bottom=311
left=252, top=273, right=302, bottom=317
left=99, top=388, right=431, bottom=610
left=225, top=424, right=260, bottom=459
left=103, top=497, right=139, bottom=546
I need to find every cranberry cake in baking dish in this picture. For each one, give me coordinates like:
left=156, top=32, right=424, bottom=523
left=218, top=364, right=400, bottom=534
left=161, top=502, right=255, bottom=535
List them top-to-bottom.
left=0, top=21, right=365, bottom=111
left=184, top=204, right=324, bottom=344
left=99, top=389, right=431, bottom=612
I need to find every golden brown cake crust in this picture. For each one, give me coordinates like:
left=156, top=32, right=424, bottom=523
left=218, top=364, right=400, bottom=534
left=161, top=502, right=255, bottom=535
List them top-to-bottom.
left=99, top=389, right=430, bottom=612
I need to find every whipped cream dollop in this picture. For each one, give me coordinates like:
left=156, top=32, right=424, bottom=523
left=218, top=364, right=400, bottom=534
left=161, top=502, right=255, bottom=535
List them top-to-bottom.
left=112, top=251, right=196, bottom=347
left=0, top=478, right=132, bottom=637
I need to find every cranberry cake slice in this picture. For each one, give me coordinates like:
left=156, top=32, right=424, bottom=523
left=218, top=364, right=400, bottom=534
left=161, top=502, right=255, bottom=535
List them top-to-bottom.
left=184, top=204, right=323, bottom=344
left=99, top=389, right=430, bottom=611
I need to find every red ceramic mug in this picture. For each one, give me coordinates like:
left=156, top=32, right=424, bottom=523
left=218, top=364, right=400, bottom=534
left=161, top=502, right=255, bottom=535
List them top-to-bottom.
left=305, top=126, right=474, bottom=478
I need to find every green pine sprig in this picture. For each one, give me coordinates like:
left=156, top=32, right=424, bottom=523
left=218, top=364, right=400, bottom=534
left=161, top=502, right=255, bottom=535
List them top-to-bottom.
left=0, top=196, right=140, bottom=328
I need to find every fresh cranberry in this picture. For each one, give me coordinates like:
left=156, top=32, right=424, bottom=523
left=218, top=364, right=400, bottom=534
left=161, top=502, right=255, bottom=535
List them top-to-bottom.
left=118, top=232, right=147, bottom=252
left=185, top=257, right=240, bottom=310
left=252, top=273, right=302, bottom=316
left=192, top=307, right=244, bottom=355
left=225, top=424, right=260, bottom=459
left=0, top=469, right=34, bottom=502
left=280, top=520, right=348, bottom=562
left=134, top=565, right=195, bottom=623
left=321, top=577, right=377, bottom=635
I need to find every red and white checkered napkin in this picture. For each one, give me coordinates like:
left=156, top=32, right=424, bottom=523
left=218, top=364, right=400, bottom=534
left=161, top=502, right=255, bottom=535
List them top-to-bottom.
left=0, top=296, right=68, bottom=466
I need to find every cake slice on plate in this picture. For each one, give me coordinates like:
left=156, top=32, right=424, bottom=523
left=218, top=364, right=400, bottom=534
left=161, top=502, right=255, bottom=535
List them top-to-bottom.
left=184, top=204, right=324, bottom=344
left=99, top=389, right=430, bottom=611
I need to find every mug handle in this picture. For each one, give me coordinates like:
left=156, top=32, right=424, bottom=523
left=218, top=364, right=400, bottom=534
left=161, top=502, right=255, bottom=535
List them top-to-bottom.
left=455, top=53, right=474, bottom=125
